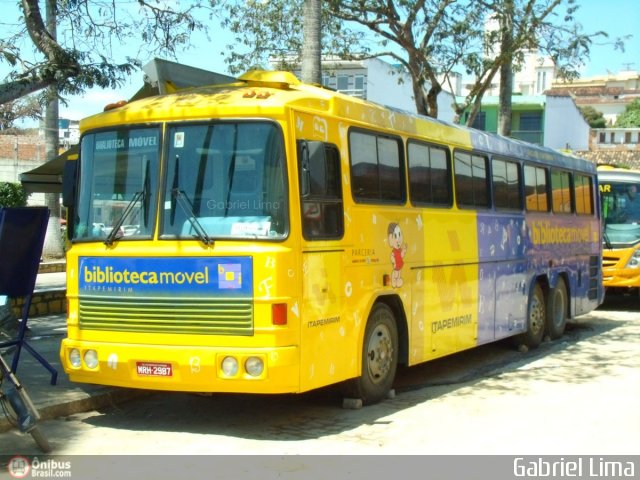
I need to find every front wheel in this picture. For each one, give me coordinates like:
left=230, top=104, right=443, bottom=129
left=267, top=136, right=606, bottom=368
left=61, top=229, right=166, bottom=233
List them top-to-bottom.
left=343, top=303, right=398, bottom=405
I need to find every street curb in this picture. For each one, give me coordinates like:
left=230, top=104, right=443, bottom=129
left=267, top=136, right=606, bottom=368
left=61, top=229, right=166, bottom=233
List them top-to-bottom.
left=0, top=388, right=151, bottom=433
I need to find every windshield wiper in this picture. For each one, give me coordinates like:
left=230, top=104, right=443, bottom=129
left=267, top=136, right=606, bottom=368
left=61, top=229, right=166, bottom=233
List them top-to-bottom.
left=104, top=159, right=150, bottom=246
left=172, top=188, right=214, bottom=246
left=104, top=190, right=143, bottom=246
left=603, top=230, right=613, bottom=250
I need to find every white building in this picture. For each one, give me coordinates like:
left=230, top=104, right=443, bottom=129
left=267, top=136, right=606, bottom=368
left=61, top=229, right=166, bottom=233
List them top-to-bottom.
left=281, top=57, right=457, bottom=122
left=549, top=70, right=640, bottom=126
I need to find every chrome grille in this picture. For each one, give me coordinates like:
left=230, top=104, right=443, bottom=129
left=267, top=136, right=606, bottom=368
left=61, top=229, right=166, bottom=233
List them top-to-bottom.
left=79, top=295, right=253, bottom=335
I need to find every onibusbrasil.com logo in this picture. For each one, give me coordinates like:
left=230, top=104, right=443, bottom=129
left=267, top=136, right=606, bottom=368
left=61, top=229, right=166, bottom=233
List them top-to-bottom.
left=7, top=456, right=72, bottom=478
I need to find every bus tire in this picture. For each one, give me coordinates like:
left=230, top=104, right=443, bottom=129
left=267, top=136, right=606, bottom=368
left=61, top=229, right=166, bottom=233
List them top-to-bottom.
left=546, top=277, right=568, bottom=340
left=514, top=283, right=546, bottom=349
left=344, top=303, right=398, bottom=405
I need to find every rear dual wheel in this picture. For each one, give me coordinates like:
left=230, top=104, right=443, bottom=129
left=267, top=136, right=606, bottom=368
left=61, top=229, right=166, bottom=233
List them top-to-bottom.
left=546, top=278, right=568, bottom=340
left=516, top=279, right=568, bottom=349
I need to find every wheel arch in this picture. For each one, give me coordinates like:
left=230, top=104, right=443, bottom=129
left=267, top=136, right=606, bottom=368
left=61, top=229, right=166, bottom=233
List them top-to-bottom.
left=534, top=273, right=550, bottom=298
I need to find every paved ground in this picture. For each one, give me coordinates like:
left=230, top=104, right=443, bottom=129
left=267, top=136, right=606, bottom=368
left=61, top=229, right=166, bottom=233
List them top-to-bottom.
left=1, top=273, right=143, bottom=433
left=1, top=273, right=639, bottom=457
left=0, top=304, right=638, bottom=460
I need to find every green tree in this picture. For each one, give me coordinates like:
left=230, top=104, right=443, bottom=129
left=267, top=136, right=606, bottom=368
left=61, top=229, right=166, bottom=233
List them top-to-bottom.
left=0, top=0, right=211, bottom=105
left=218, top=0, right=603, bottom=123
left=219, top=0, right=364, bottom=75
left=458, top=0, right=604, bottom=127
left=0, top=97, right=42, bottom=131
left=615, top=99, right=640, bottom=128
left=579, top=106, right=607, bottom=128
left=0, top=182, right=29, bottom=207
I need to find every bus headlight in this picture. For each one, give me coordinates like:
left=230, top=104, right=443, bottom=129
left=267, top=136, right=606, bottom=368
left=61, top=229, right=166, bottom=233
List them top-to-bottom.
left=626, top=250, right=640, bottom=268
left=69, top=348, right=81, bottom=368
left=84, top=350, right=99, bottom=369
left=221, top=356, right=239, bottom=377
left=245, top=357, right=264, bottom=377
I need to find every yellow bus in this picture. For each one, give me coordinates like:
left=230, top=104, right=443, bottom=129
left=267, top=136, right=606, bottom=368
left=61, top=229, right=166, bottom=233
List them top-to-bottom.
left=60, top=70, right=603, bottom=405
left=598, top=164, right=640, bottom=294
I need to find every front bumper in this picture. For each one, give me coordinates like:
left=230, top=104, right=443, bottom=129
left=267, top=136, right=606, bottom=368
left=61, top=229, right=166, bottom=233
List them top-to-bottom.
left=60, top=339, right=300, bottom=394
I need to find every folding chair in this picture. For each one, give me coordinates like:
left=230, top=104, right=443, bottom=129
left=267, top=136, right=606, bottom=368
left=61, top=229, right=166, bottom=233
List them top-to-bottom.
left=0, top=207, right=58, bottom=385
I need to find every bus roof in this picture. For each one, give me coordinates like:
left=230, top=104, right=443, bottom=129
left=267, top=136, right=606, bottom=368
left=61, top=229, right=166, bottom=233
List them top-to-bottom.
left=81, top=70, right=595, bottom=174
left=597, top=164, right=640, bottom=182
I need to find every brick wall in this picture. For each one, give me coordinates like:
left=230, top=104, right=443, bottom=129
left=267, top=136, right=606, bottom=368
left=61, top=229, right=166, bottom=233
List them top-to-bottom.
left=0, top=135, right=47, bottom=184
left=0, top=135, right=45, bottom=161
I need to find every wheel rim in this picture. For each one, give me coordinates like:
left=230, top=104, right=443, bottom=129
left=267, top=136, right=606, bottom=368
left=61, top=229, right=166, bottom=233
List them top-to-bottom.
left=529, top=292, right=544, bottom=335
left=366, top=323, right=394, bottom=385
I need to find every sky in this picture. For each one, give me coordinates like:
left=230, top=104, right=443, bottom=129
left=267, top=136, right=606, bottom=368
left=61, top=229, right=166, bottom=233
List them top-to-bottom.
left=1, top=0, right=639, bottom=123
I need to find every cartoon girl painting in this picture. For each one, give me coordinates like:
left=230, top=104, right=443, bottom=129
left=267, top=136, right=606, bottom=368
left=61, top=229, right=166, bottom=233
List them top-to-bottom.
left=387, top=222, right=407, bottom=288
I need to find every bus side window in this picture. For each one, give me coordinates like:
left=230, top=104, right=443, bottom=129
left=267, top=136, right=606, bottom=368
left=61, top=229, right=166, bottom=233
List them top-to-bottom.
left=297, top=140, right=344, bottom=240
left=454, top=150, right=490, bottom=209
left=524, top=164, right=549, bottom=212
left=551, top=169, right=572, bottom=214
left=574, top=174, right=594, bottom=215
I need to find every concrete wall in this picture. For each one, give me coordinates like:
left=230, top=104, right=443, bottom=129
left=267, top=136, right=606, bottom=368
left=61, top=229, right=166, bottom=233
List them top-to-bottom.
left=544, top=96, right=590, bottom=151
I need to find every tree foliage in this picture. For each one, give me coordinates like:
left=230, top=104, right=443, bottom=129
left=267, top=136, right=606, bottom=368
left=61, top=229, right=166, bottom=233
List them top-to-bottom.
left=0, top=0, right=211, bottom=105
left=217, top=0, right=604, bottom=123
left=218, top=0, right=365, bottom=75
left=327, top=0, right=479, bottom=119
left=455, top=0, right=605, bottom=126
left=0, top=96, right=42, bottom=131
left=615, top=99, right=640, bottom=128
left=579, top=105, right=607, bottom=128
left=0, top=182, right=29, bottom=207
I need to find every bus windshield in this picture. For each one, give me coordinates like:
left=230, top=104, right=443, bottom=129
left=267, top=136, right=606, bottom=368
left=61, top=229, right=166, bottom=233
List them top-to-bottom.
left=161, top=122, right=288, bottom=240
left=73, top=127, right=160, bottom=241
left=601, top=181, right=640, bottom=246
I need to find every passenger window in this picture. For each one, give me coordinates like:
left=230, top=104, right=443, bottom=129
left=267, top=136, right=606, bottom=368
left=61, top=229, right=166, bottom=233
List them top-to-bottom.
left=349, top=129, right=405, bottom=204
left=408, top=141, right=452, bottom=206
left=454, top=151, right=489, bottom=208
left=492, top=158, right=522, bottom=210
left=524, top=165, right=548, bottom=212
left=551, top=169, right=572, bottom=214
left=574, top=174, right=594, bottom=215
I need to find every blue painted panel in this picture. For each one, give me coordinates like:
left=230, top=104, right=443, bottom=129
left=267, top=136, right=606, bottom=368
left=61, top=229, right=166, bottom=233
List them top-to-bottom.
left=78, top=256, right=253, bottom=298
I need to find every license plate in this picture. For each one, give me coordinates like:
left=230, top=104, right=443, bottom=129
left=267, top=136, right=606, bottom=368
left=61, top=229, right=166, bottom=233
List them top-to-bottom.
left=136, top=362, right=173, bottom=377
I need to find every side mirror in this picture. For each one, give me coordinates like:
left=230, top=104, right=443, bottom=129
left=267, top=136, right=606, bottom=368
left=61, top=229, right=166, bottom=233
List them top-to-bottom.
left=62, top=160, right=77, bottom=208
